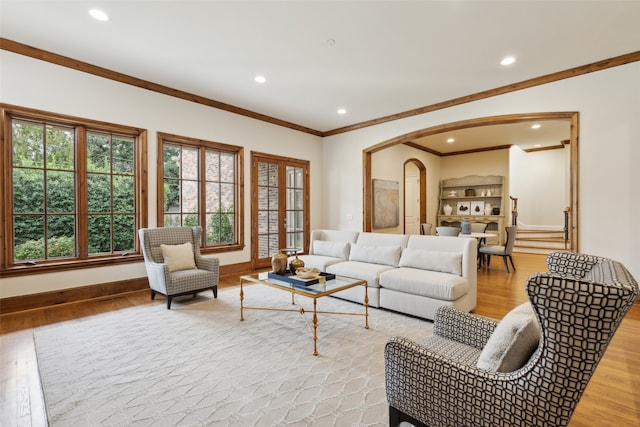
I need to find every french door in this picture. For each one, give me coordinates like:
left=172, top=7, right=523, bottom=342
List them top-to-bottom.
left=251, top=152, right=310, bottom=269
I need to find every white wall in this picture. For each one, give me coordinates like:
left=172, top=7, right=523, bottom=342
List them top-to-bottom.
left=0, top=51, right=323, bottom=298
left=2, top=53, right=639, bottom=294
left=323, top=61, right=640, bottom=278
left=371, top=143, right=441, bottom=233
left=510, top=146, right=566, bottom=229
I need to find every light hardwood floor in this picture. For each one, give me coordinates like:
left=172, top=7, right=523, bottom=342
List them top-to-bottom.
left=1, top=252, right=639, bottom=426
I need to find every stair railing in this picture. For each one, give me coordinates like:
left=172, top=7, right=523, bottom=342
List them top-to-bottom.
left=564, top=207, right=570, bottom=249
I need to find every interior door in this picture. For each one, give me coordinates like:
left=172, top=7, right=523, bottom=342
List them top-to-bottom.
left=251, top=152, right=309, bottom=269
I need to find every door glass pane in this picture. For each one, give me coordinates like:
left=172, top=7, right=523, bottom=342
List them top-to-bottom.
left=257, top=161, right=279, bottom=258
left=285, top=166, right=304, bottom=251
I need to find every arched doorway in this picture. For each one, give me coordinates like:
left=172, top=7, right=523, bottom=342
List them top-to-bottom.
left=362, top=112, right=579, bottom=252
left=403, top=159, right=426, bottom=234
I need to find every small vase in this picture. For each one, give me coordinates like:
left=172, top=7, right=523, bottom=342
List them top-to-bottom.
left=484, top=203, right=493, bottom=215
left=443, top=204, right=453, bottom=215
left=461, top=219, right=471, bottom=235
left=271, top=250, right=288, bottom=275
left=289, top=255, right=305, bottom=274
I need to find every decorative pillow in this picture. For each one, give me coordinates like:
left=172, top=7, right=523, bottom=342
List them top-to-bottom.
left=312, top=240, right=350, bottom=259
left=160, top=242, right=196, bottom=272
left=348, top=244, right=402, bottom=267
left=399, top=248, right=462, bottom=275
left=477, top=302, right=540, bottom=372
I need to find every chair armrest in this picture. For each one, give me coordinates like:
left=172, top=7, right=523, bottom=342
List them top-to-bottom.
left=195, top=255, right=219, bottom=272
left=142, top=260, right=170, bottom=292
left=433, top=306, right=497, bottom=349
left=385, top=336, right=514, bottom=424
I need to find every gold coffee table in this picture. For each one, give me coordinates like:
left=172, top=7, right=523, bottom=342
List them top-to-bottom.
left=239, top=272, right=369, bottom=356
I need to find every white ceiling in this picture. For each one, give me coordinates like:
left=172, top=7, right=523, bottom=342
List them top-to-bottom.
left=1, top=0, right=639, bottom=137
left=411, top=119, right=572, bottom=154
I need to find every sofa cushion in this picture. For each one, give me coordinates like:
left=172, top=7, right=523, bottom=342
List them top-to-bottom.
left=312, top=240, right=350, bottom=259
left=160, top=242, right=196, bottom=272
left=348, top=243, right=402, bottom=267
left=399, top=248, right=462, bottom=275
left=295, top=254, right=345, bottom=271
left=326, top=261, right=395, bottom=288
left=380, top=268, right=469, bottom=300
left=477, top=302, right=540, bottom=372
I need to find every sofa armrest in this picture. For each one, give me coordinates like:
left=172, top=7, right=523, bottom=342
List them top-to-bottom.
left=433, top=306, right=497, bottom=349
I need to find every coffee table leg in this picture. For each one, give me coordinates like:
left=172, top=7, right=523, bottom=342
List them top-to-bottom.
left=240, top=279, right=245, bottom=321
left=364, top=282, right=369, bottom=329
left=313, top=298, right=319, bottom=356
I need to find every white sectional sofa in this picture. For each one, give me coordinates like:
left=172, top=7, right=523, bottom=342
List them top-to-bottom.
left=294, top=229, right=477, bottom=320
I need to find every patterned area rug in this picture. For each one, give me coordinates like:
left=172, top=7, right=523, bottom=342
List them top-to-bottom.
left=34, top=284, right=432, bottom=426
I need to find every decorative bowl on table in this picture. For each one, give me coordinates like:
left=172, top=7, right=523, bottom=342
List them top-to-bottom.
left=295, top=267, right=321, bottom=279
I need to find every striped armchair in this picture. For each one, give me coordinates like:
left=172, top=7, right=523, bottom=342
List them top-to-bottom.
left=138, top=226, right=219, bottom=309
left=385, top=251, right=638, bottom=427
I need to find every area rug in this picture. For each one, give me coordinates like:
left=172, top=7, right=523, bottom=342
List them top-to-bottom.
left=34, top=285, right=433, bottom=426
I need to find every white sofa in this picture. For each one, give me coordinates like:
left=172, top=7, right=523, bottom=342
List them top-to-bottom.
left=293, top=229, right=477, bottom=320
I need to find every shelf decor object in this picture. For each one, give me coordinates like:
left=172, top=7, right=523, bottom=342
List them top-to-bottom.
left=437, top=175, right=506, bottom=245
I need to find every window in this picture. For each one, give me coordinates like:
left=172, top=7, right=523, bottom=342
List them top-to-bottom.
left=1, top=105, right=147, bottom=275
left=158, top=133, right=244, bottom=252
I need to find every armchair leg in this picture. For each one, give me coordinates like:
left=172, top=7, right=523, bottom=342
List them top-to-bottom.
left=212, top=286, right=218, bottom=298
left=150, top=290, right=156, bottom=300
left=166, top=296, right=173, bottom=309
left=389, top=405, right=428, bottom=427
left=389, top=405, right=401, bottom=426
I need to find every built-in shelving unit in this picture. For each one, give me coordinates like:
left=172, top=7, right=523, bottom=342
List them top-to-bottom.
left=437, top=175, right=506, bottom=244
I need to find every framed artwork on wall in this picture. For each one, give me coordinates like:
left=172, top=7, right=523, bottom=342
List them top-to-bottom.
left=373, top=179, right=399, bottom=229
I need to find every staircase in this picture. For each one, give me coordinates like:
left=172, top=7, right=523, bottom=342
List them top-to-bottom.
left=514, top=229, right=568, bottom=254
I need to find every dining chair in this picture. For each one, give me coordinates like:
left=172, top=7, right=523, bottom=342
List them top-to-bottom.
left=470, top=222, right=489, bottom=245
left=420, top=223, right=432, bottom=235
left=479, top=225, right=517, bottom=272
left=436, top=226, right=461, bottom=236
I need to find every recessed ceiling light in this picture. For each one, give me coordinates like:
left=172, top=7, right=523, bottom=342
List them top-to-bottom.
left=89, top=9, right=109, bottom=21
left=500, top=56, right=516, bottom=66
left=254, top=75, right=266, bottom=83
left=337, top=108, right=346, bottom=115
left=531, top=124, right=541, bottom=129
left=446, top=138, right=455, bottom=143
left=534, top=144, right=542, bottom=147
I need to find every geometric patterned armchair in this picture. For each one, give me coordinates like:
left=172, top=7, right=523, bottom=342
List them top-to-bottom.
left=138, top=226, right=219, bottom=309
left=385, top=251, right=638, bottom=427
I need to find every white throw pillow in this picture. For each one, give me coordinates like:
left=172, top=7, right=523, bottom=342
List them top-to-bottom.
left=312, top=240, right=350, bottom=259
left=160, top=242, right=196, bottom=272
left=348, top=244, right=402, bottom=266
left=398, top=248, right=462, bottom=275
left=477, top=302, right=540, bottom=372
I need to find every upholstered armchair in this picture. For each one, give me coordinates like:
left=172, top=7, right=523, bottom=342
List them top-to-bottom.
left=139, top=226, right=219, bottom=309
left=385, top=251, right=638, bottom=427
